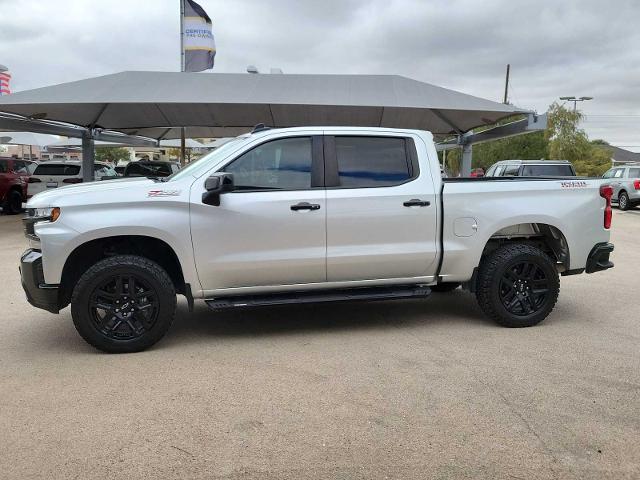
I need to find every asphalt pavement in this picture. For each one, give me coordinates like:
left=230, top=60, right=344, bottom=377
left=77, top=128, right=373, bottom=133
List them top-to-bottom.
left=0, top=210, right=638, bottom=479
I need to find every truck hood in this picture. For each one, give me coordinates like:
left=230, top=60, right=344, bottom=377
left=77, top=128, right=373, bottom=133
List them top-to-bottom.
left=27, top=177, right=157, bottom=207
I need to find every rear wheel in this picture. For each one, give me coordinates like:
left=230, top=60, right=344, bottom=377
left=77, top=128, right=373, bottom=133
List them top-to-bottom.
left=3, top=189, right=23, bottom=214
left=619, top=191, right=630, bottom=211
left=476, top=244, right=559, bottom=328
left=71, top=255, right=176, bottom=353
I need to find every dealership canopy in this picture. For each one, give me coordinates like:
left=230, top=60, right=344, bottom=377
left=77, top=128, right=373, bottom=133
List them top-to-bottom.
left=0, top=71, right=528, bottom=140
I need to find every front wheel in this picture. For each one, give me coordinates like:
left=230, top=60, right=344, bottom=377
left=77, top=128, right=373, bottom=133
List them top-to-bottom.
left=476, top=244, right=559, bottom=328
left=71, top=255, right=176, bottom=353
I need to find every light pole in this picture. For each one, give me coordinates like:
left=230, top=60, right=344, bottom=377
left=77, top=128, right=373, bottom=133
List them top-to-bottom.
left=559, top=96, right=593, bottom=112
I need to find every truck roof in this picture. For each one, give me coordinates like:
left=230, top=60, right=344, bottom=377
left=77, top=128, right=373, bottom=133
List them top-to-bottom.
left=492, top=159, right=573, bottom=165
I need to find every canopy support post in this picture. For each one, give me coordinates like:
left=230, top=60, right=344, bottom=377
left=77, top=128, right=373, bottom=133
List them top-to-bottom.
left=180, top=127, right=186, bottom=165
left=82, top=131, right=95, bottom=182
left=461, top=143, right=472, bottom=177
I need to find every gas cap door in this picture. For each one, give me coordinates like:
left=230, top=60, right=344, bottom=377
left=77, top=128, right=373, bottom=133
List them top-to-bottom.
left=454, top=217, right=479, bottom=237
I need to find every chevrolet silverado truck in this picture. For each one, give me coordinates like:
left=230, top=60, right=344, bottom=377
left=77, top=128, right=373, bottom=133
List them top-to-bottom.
left=20, top=127, right=615, bottom=353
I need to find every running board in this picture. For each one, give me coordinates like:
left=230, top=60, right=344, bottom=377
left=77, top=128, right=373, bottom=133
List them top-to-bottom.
left=205, top=285, right=431, bottom=311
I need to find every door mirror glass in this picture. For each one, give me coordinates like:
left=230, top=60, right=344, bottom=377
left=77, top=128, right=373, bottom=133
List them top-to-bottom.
left=202, top=172, right=234, bottom=206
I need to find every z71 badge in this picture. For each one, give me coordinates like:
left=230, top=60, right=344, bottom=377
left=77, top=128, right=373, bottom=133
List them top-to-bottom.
left=147, top=189, right=181, bottom=197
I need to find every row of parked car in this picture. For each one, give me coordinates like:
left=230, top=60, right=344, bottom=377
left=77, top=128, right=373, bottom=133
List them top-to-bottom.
left=0, top=158, right=180, bottom=214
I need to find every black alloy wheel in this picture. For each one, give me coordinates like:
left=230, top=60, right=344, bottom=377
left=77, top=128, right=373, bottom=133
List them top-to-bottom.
left=498, top=261, right=549, bottom=316
left=89, top=274, right=159, bottom=340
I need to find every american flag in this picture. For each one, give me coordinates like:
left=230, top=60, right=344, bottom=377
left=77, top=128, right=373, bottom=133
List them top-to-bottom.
left=0, top=71, right=11, bottom=95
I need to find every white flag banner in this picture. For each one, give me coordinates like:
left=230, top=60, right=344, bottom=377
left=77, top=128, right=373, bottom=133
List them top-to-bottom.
left=182, top=0, right=215, bottom=72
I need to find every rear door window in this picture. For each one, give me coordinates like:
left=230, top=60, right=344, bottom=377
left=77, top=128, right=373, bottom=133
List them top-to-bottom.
left=333, top=136, right=414, bottom=188
left=33, top=164, right=81, bottom=176
left=627, top=168, right=640, bottom=178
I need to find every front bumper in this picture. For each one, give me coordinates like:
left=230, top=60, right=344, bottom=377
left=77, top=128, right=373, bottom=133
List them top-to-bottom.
left=586, top=242, right=614, bottom=274
left=20, top=249, right=59, bottom=313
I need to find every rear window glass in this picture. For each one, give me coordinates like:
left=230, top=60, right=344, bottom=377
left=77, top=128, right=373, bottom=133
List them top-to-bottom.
left=34, top=164, right=81, bottom=176
left=521, top=164, right=574, bottom=176
left=628, top=168, right=640, bottom=178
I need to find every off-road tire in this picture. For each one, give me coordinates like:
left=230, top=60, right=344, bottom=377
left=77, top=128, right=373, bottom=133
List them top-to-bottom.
left=4, top=189, right=23, bottom=214
left=476, top=244, right=559, bottom=328
left=71, top=255, right=176, bottom=353
left=430, top=282, right=461, bottom=293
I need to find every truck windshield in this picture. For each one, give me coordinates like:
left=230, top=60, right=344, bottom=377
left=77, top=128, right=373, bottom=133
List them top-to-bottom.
left=166, top=137, right=247, bottom=182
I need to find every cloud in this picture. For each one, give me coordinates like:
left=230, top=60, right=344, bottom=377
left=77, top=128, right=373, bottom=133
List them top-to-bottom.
left=1, top=0, right=638, bottom=149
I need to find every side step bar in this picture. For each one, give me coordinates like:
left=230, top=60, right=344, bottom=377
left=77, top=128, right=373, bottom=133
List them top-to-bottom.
left=205, top=285, right=431, bottom=311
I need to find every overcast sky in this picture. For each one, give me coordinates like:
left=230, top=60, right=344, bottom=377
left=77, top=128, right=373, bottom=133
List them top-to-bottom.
left=1, top=0, right=639, bottom=150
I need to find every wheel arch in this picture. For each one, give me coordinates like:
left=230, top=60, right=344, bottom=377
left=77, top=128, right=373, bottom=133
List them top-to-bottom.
left=481, top=222, right=570, bottom=272
left=58, top=235, right=187, bottom=309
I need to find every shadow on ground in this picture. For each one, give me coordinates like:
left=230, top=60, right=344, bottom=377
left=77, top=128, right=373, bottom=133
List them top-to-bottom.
left=24, top=290, right=490, bottom=353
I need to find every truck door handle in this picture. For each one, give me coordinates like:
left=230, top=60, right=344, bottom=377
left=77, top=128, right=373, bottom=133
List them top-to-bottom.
left=403, top=199, right=430, bottom=207
left=290, top=202, right=321, bottom=211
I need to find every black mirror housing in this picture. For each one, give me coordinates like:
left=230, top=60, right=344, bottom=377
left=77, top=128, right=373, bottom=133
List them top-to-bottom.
left=202, top=172, right=234, bottom=206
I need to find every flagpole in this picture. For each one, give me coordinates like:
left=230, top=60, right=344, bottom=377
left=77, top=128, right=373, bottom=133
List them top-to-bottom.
left=179, top=0, right=186, bottom=165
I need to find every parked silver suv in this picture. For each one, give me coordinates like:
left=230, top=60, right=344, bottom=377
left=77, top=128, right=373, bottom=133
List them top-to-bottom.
left=485, top=160, right=576, bottom=177
left=603, top=165, right=640, bottom=210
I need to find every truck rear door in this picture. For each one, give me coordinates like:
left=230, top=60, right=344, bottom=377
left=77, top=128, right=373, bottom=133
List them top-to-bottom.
left=323, top=133, right=439, bottom=282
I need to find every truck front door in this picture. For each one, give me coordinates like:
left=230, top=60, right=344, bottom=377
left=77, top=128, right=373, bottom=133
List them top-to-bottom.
left=323, top=134, right=439, bottom=283
left=190, top=135, right=327, bottom=293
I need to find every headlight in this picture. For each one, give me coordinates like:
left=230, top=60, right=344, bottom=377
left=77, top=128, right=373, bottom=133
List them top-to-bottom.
left=30, top=207, right=61, bottom=222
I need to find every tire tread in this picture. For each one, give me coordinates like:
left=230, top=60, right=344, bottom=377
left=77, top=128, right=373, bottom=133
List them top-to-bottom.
left=476, top=243, right=559, bottom=328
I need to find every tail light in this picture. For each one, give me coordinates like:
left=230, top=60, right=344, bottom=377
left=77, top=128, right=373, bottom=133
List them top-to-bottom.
left=28, top=177, right=41, bottom=183
left=62, top=178, right=83, bottom=184
left=634, top=180, right=640, bottom=190
left=600, top=184, right=613, bottom=229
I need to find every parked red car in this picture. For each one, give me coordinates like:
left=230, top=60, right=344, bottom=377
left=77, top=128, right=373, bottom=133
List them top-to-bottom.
left=0, top=157, right=30, bottom=214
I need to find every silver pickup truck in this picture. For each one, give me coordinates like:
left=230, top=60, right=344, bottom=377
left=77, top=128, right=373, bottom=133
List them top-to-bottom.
left=20, top=127, right=615, bottom=353
left=603, top=165, right=640, bottom=210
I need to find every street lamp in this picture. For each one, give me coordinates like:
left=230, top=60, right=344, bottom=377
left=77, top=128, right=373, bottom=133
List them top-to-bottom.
left=559, top=96, right=593, bottom=111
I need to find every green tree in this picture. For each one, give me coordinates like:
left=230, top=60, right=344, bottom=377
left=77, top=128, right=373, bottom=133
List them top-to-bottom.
left=545, top=102, right=610, bottom=176
left=95, top=147, right=130, bottom=164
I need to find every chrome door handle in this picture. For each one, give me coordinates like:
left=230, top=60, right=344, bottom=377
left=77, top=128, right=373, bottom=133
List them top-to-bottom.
left=403, top=199, right=430, bottom=207
left=291, top=202, right=321, bottom=211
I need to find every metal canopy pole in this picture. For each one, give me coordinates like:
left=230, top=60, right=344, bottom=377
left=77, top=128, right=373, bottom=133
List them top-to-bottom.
left=179, top=0, right=186, bottom=165
left=180, top=127, right=186, bottom=165
left=82, top=131, right=95, bottom=182
left=461, top=143, right=473, bottom=177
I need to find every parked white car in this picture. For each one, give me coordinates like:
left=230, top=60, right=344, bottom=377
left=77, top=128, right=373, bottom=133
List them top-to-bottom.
left=20, top=127, right=614, bottom=353
left=28, top=161, right=117, bottom=196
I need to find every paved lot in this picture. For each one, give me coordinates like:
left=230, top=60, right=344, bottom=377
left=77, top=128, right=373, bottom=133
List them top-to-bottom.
left=0, top=211, right=639, bottom=479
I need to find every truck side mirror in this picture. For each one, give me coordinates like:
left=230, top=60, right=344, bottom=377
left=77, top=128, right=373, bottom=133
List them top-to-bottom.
left=202, top=172, right=235, bottom=206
